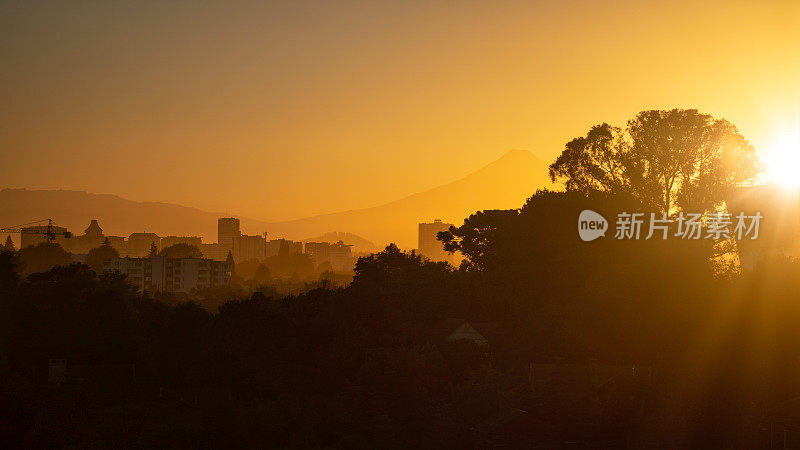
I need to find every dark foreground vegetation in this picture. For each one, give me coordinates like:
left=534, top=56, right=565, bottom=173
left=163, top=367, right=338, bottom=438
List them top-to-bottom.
left=2, top=190, right=800, bottom=448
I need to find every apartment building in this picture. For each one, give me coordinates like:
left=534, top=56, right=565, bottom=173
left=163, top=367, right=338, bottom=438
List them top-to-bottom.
left=103, top=256, right=231, bottom=294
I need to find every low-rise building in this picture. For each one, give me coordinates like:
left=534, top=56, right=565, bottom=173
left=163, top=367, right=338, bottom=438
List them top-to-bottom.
left=66, top=220, right=126, bottom=254
left=126, top=232, right=160, bottom=257
left=233, top=234, right=266, bottom=262
left=266, top=238, right=303, bottom=257
left=305, top=240, right=354, bottom=271
left=328, top=240, right=354, bottom=271
left=305, top=241, right=330, bottom=266
left=201, top=243, right=230, bottom=261
left=103, top=256, right=230, bottom=294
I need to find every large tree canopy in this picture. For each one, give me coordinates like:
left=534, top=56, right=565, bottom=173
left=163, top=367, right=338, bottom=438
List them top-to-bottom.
left=548, top=109, right=760, bottom=213
left=15, top=243, right=72, bottom=278
left=159, top=243, right=203, bottom=259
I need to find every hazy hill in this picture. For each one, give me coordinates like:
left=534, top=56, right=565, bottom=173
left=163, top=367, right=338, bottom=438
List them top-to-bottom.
left=266, top=149, right=555, bottom=247
left=0, top=150, right=554, bottom=249
left=0, top=189, right=271, bottom=244
left=302, top=232, right=377, bottom=254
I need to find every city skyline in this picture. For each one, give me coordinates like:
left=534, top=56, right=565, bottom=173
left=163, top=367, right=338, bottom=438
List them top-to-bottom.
left=0, top=149, right=554, bottom=248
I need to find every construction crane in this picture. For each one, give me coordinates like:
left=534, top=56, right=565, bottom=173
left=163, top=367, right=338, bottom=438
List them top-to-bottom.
left=0, top=219, right=73, bottom=244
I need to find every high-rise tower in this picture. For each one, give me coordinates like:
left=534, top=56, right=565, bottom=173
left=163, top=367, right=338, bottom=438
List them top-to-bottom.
left=217, top=217, right=241, bottom=250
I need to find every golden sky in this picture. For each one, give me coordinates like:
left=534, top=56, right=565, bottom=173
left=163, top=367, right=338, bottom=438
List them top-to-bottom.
left=2, top=0, right=799, bottom=221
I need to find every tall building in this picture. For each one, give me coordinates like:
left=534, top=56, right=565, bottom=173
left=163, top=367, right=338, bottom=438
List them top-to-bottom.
left=218, top=217, right=241, bottom=250
left=418, top=219, right=454, bottom=263
left=103, top=256, right=231, bottom=294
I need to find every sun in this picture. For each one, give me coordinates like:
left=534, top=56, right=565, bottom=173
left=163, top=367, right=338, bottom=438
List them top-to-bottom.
left=764, top=128, right=800, bottom=187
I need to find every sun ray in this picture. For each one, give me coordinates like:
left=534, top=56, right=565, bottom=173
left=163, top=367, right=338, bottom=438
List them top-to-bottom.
left=764, top=124, right=800, bottom=187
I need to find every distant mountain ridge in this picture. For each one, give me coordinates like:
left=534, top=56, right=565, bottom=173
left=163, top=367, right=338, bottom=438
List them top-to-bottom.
left=264, top=149, right=555, bottom=247
left=0, top=150, right=555, bottom=249
left=0, top=188, right=271, bottom=243
left=302, top=232, right=377, bottom=253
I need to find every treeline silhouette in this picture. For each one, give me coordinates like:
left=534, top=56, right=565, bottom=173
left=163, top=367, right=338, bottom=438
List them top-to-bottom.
left=2, top=189, right=800, bottom=448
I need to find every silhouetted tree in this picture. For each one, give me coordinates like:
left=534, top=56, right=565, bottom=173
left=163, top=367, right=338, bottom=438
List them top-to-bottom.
left=548, top=109, right=760, bottom=213
left=2, top=190, right=791, bottom=449
left=438, top=209, right=519, bottom=271
left=3, top=235, right=15, bottom=252
left=85, top=238, right=120, bottom=274
left=147, top=241, right=158, bottom=257
left=15, top=242, right=71, bottom=278
left=159, top=243, right=202, bottom=259
left=353, top=243, right=429, bottom=285
left=0, top=249, right=18, bottom=290
left=226, top=250, right=235, bottom=272
left=232, top=259, right=261, bottom=280
left=253, top=264, right=270, bottom=284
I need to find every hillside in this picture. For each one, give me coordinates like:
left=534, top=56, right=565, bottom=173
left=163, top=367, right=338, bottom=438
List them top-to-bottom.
left=265, top=149, right=555, bottom=247
left=0, top=150, right=555, bottom=249
left=0, top=189, right=270, bottom=244
left=302, top=232, right=377, bottom=253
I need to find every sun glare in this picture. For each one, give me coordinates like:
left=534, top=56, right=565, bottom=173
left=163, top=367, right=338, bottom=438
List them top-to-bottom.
left=764, top=128, right=800, bottom=187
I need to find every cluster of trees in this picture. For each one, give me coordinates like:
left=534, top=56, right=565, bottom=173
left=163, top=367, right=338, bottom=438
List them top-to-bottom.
left=548, top=109, right=760, bottom=213
left=2, top=110, right=793, bottom=447
left=4, top=187, right=799, bottom=446
left=11, top=238, right=343, bottom=302
left=0, top=246, right=504, bottom=447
